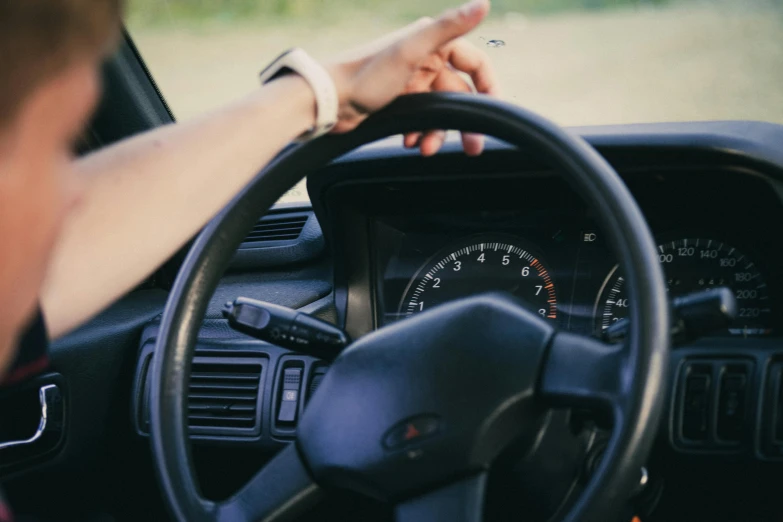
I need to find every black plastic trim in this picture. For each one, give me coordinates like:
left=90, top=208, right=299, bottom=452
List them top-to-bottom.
left=121, top=28, right=175, bottom=122
left=91, top=32, right=173, bottom=147
left=231, top=209, right=325, bottom=270
left=664, top=338, right=783, bottom=460
left=672, top=357, right=754, bottom=452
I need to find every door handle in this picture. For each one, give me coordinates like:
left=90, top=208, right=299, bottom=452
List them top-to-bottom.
left=0, top=384, right=62, bottom=451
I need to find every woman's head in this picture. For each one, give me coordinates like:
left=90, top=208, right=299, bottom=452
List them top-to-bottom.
left=0, top=0, right=122, bottom=373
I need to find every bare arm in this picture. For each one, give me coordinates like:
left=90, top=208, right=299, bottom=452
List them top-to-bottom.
left=40, top=0, right=496, bottom=338
left=40, top=76, right=315, bottom=337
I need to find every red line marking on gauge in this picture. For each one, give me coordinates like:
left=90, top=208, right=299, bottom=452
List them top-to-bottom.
left=531, top=259, right=539, bottom=267
left=545, top=283, right=553, bottom=288
left=547, top=299, right=556, bottom=303
left=547, top=314, right=557, bottom=319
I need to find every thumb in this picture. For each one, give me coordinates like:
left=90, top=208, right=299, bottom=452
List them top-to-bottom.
left=408, top=0, right=490, bottom=55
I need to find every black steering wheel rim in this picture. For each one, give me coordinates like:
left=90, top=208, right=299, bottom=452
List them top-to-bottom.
left=150, top=92, right=670, bottom=522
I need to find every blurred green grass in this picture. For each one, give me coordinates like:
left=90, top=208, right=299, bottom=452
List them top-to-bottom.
left=127, top=0, right=671, bottom=26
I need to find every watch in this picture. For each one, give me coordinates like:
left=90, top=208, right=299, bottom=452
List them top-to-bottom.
left=259, top=48, right=339, bottom=141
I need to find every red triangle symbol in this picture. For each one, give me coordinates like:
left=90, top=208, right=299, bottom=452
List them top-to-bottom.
left=404, top=423, right=420, bottom=440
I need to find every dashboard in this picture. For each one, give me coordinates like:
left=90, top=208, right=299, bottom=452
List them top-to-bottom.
left=120, top=123, right=783, bottom=521
left=299, top=129, right=783, bottom=520
left=320, top=166, right=783, bottom=341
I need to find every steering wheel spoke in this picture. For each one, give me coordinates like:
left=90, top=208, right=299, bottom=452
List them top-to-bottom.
left=540, top=332, right=626, bottom=412
left=217, top=444, right=322, bottom=522
left=395, top=474, right=487, bottom=522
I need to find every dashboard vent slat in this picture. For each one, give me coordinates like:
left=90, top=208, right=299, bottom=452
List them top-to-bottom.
left=242, top=215, right=308, bottom=244
left=253, top=223, right=306, bottom=231
left=187, top=359, right=262, bottom=430
left=190, top=372, right=259, bottom=382
left=189, top=382, right=258, bottom=392
left=188, top=392, right=257, bottom=401
left=188, top=402, right=256, bottom=412
left=187, top=415, right=256, bottom=427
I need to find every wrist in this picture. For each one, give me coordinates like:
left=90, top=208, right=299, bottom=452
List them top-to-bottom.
left=259, top=49, right=338, bottom=140
left=325, top=61, right=372, bottom=131
left=325, top=63, right=353, bottom=112
left=267, top=74, right=318, bottom=135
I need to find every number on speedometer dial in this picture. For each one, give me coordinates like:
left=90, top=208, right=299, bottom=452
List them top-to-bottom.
left=399, top=237, right=557, bottom=320
left=595, top=238, right=773, bottom=336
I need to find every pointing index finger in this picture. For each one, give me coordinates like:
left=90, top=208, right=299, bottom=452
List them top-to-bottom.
left=399, top=0, right=490, bottom=62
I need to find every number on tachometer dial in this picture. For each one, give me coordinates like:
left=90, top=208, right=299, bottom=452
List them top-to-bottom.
left=399, top=238, right=557, bottom=321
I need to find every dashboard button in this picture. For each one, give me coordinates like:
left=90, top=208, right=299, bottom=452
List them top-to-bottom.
left=716, top=366, right=748, bottom=443
left=277, top=368, right=302, bottom=424
left=682, top=372, right=711, bottom=441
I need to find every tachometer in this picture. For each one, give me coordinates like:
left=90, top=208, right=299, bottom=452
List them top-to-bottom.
left=399, top=236, right=557, bottom=320
left=595, top=238, right=773, bottom=336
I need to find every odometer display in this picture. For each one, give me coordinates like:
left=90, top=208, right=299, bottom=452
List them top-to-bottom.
left=399, top=237, right=557, bottom=320
left=596, top=238, right=772, bottom=336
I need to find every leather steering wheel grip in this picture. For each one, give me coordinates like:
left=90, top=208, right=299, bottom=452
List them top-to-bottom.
left=149, top=92, right=670, bottom=521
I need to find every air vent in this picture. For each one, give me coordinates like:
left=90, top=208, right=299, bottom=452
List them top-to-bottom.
left=231, top=209, right=324, bottom=269
left=243, top=214, right=308, bottom=244
left=134, top=347, right=266, bottom=439
left=188, top=358, right=263, bottom=430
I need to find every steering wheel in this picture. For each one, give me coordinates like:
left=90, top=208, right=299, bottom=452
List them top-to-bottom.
left=149, top=93, right=670, bottom=522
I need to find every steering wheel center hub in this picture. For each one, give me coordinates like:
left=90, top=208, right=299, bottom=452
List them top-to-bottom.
left=297, top=293, right=554, bottom=499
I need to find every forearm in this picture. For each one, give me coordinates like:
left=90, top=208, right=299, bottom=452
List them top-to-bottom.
left=40, top=0, right=495, bottom=338
left=41, top=75, right=316, bottom=338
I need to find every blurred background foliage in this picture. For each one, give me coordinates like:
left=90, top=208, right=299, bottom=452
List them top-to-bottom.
left=127, top=0, right=677, bottom=26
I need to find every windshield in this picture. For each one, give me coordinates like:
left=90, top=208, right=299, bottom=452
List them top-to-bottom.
left=127, top=0, right=783, bottom=202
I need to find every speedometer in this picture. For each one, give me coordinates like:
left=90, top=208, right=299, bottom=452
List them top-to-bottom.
left=399, top=236, right=557, bottom=320
left=595, top=238, right=773, bottom=337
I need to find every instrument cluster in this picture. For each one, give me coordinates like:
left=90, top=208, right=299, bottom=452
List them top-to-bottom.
left=372, top=173, right=783, bottom=339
